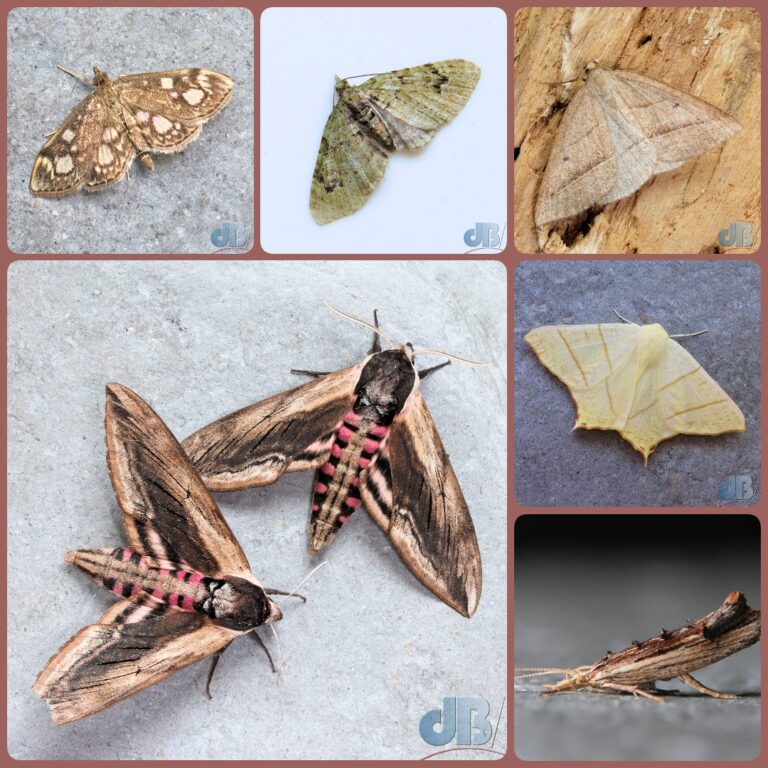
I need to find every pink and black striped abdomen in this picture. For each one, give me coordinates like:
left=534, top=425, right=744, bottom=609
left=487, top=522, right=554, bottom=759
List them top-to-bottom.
left=309, top=410, right=390, bottom=553
left=67, top=547, right=212, bottom=616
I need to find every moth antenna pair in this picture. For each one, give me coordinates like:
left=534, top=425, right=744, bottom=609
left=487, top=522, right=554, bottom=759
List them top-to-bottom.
left=56, top=64, right=93, bottom=87
left=612, top=308, right=708, bottom=339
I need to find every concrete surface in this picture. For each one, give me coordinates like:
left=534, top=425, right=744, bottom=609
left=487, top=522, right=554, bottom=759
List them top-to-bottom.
left=7, top=8, right=253, bottom=254
left=8, top=261, right=507, bottom=759
left=514, top=261, right=761, bottom=506
left=514, top=515, right=761, bottom=760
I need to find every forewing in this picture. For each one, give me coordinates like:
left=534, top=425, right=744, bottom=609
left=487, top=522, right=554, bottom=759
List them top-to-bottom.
left=359, top=59, right=480, bottom=146
left=114, top=68, right=233, bottom=152
left=610, top=70, right=741, bottom=169
left=534, top=83, right=618, bottom=226
left=30, top=94, right=136, bottom=196
left=310, top=105, right=389, bottom=224
left=183, top=366, right=360, bottom=490
left=105, top=383, right=250, bottom=577
left=361, top=394, right=481, bottom=617
left=33, top=609, right=234, bottom=724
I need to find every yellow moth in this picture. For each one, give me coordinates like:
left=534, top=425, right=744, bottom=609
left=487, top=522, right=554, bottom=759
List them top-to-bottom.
left=525, top=314, right=745, bottom=463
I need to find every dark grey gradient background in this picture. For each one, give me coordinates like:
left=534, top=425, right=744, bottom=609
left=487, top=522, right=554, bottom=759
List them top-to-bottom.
left=514, top=515, right=761, bottom=761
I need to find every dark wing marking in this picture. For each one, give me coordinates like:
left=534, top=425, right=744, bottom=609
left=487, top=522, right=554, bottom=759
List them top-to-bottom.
left=182, top=366, right=361, bottom=490
left=105, top=383, right=250, bottom=578
left=360, top=393, right=481, bottom=617
left=33, top=609, right=234, bottom=724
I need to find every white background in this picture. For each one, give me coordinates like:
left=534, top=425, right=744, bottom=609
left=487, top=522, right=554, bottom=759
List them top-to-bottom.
left=260, top=7, right=507, bottom=253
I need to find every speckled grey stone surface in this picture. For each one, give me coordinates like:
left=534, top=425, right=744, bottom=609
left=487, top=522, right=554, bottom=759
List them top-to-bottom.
left=7, top=8, right=253, bottom=254
left=8, top=260, right=507, bottom=759
left=514, top=261, right=761, bottom=506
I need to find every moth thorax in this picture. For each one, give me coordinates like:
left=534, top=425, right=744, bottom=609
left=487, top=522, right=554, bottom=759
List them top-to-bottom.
left=589, top=68, right=611, bottom=95
left=637, top=323, right=668, bottom=367
left=355, top=349, right=416, bottom=424
left=202, top=576, right=278, bottom=631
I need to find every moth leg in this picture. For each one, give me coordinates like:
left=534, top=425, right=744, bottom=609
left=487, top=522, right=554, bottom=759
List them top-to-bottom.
left=369, top=309, right=381, bottom=354
left=418, top=360, right=451, bottom=380
left=290, top=368, right=331, bottom=379
left=264, top=587, right=307, bottom=603
left=250, top=631, right=277, bottom=674
left=205, top=641, right=233, bottom=700
left=679, top=673, right=738, bottom=699
left=601, top=682, right=665, bottom=702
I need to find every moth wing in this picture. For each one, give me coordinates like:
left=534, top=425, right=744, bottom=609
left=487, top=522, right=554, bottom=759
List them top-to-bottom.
left=360, top=59, right=480, bottom=148
left=114, top=68, right=233, bottom=152
left=609, top=70, right=741, bottom=170
left=534, top=83, right=619, bottom=226
left=29, top=95, right=136, bottom=196
left=310, top=104, right=389, bottom=224
left=620, top=335, right=745, bottom=460
left=183, top=366, right=361, bottom=489
left=105, top=383, right=250, bottom=578
left=360, top=394, right=481, bottom=617
left=34, top=609, right=234, bottom=725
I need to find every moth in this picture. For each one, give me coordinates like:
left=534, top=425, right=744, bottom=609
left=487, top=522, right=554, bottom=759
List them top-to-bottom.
left=310, top=59, right=480, bottom=224
left=29, top=66, right=233, bottom=196
left=535, top=67, right=741, bottom=227
left=525, top=311, right=745, bottom=463
left=182, top=312, right=482, bottom=617
left=34, top=383, right=292, bottom=725
left=517, top=591, right=760, bottom=702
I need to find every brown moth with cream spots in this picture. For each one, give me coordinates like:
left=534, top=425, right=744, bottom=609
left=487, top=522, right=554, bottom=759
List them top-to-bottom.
left=29, top=67, right=233, bottom=196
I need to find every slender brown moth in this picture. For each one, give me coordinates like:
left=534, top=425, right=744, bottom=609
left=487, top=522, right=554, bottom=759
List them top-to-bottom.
left=182, top=309, right=482, bottom=617
left=34, top=383, right=303, bottom=725
left=516, top=592, right=760, bottom=702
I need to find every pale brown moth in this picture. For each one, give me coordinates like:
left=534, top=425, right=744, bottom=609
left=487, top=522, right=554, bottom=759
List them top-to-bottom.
left=29, top=66, right=233, bottom=196
left=34, top=384, right=301, bottom=725
left=516, top=592, right=760, bottom=702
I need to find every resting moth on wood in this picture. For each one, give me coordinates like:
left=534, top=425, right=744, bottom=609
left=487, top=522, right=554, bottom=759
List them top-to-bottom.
left=29, top=66, right=233, bottom=196
left=182, top=310, right=483, bottom=618
left=34, top=384, right=299, bottom=725
left=516, top=591, right=760, bottom=702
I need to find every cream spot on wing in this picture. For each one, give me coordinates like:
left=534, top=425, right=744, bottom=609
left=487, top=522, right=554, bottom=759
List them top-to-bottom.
left=160, top=77, right=174, bottom=89
left=182, top=88, right=204, bottom=105
left=171, top=92, right=179, bottom=99
left=136, top=110, right=150, bottom=124
left=152, top=115, right=173, bottom=134
left=174, top=122, right=180, bottom=130
left=102, top=127, right=119, bottom=142
left=61, top=128, right=76, bottom=143
left=98, top=144, right=114, bottom=165
left=70, top=145, right=78, bottom=153
left=55, top=155, right=74, bottom=174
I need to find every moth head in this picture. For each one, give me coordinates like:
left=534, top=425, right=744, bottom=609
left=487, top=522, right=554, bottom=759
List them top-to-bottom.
left=92, top=66, right=110, bottom=86
left=334, top=75, right=348, bottom=96
left=209, top=576, right=282, bottom=631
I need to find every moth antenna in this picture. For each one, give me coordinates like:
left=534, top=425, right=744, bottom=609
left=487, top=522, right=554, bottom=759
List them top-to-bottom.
left=56, top=65, right=93, bottom=87
left=343, top=71, right=382, bottom=81
left=324, top=301, right=394, bottom=348
left=612, top=308, right=639, bottom=325
left=670, top=328, right=708, bottom=339
left=412, top=349, right=489, bottom=367
left=278, top=561, right=329, bottom=604
left=269, top=623, right=286, bottom=680
left=514, top=667, right=571, bottom=679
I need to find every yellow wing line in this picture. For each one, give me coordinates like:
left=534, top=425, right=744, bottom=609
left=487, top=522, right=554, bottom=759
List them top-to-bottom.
left=597, top=325, right=614, bottom=372
left=557, top=330, right=588, bottom=386
left=657, top=366, right=701, bottom=393
left=603, top=380, right=615, bottom=416
left=670, top=399, right=729, bottom=418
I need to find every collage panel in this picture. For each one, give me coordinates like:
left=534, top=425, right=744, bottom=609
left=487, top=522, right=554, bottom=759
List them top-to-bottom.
left=7, top=6, right=254, bottom=255
left=514, top=6, right=760, bottom=255
left=7, top=260, right=507, bottom=759
left=514, top=260, right=761, bottom=507
left=514, top=514, right=761, bottom=760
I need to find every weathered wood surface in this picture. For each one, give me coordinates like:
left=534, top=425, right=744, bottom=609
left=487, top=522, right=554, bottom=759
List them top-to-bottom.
left=514, top=7, right=760, bottom=253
